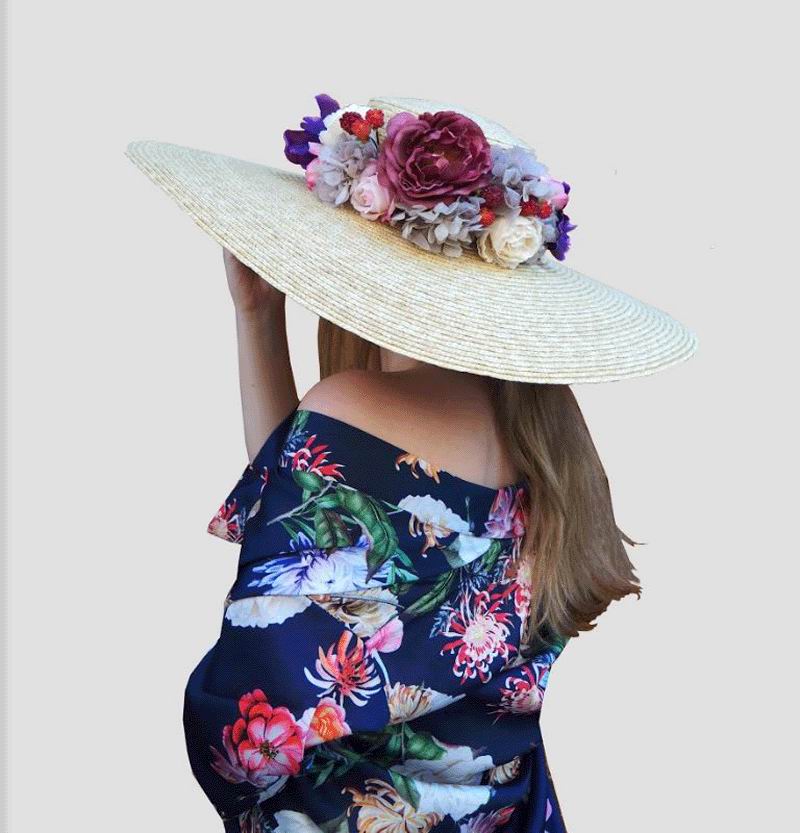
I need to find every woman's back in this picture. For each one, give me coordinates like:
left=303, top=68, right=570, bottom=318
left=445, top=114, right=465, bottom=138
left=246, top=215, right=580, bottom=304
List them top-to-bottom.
left=297, top=367, right=523, bottom=492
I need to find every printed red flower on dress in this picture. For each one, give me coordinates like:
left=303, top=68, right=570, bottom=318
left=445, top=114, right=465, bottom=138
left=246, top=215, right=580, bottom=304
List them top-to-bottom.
left=291, top=433, right=345, bottom=480
left=207, top=499, right=245, bottom=543
left=439, top=586, right=517, bottom=683
left=304, top=630, right=382, bottom=706
left=492, top=665, right=545, bottom=717
left=209, top=688, right=305, bottom=787
left=232, top=690, right=305, bottom=776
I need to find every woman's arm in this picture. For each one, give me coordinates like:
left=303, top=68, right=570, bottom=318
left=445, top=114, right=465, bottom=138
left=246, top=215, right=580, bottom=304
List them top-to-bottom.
left=223, top=249, right=299, bottom=462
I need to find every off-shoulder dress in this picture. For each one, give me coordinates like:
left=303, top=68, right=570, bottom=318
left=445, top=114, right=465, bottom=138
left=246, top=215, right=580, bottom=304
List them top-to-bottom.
left=185, top=407, right=569, bottom=833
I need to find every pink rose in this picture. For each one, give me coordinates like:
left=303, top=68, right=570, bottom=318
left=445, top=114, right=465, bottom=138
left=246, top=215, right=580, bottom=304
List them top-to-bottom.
left=377, top=110, right=492, bottom=207
left=305, top=156, right=323, bottom=191
left=350, top=161, right=395, bottom=220
left=547, top=179, right=570, bottom=211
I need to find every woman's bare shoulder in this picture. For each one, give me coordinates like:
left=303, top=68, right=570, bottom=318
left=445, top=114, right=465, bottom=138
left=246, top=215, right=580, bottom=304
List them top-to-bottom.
left=297, top=369, right=403, bottom=429
left=297, top=370, right=519, bottom=488
left=298, top=370, right=444, bottom=464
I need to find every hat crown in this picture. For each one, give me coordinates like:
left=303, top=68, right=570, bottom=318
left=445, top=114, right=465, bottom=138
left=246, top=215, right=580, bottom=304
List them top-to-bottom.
left=367, top=96, right=526, bottom=149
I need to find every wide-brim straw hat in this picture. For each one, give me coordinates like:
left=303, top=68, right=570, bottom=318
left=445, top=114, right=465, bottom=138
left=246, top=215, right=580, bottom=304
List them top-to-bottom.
left=126, top=95, right=697, bottom=384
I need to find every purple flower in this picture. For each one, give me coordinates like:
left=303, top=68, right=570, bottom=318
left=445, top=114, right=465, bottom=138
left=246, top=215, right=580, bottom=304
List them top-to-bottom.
left=283, top=93, right=340, bottom=169
left=377, top=110, right=492, bottom=208
left=547, top=212, right=577, bottom=261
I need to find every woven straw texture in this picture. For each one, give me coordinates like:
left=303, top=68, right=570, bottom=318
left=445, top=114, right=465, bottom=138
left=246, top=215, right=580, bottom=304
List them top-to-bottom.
left=125, top=99, right=697, bottom=383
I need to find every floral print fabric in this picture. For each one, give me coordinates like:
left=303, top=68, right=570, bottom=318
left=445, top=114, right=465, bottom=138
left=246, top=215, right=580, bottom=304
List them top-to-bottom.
left=188, top=408, right=569, bottom=833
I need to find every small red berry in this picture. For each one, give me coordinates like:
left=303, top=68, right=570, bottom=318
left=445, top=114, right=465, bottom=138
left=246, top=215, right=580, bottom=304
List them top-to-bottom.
left=365, top=108, right=385, bottom=128
left=339, top=111, right=362, bottom=134
left=351, top=119, right=373, bottom=142
left=480, top=185, right=503, bottom=209
left=520, top=199, right=537, bottom=217
left=538, top=202, right=553, bottom=219
left=480, top=208, right=496, bottom=226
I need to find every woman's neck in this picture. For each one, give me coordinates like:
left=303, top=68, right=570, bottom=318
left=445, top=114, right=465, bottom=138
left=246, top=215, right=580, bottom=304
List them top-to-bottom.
left=379, top=346, right=422, bottom=373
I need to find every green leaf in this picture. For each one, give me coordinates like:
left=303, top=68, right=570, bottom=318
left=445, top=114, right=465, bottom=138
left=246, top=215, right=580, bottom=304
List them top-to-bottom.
left=292, top=469, right=325, bottom=494
left=336, top=489, right=399, bottom=575
left=314, top=491, right=343, bottom=510
left=314, top=508, right=352, bottom=549
left=295, top=517, right=316, bottom=540
left=279, top=519, right=297, bottom=539
left=480, top=539, right=504, bottom=572
left=393, top=548, right=415, bottom=568
left=389, top=567, right=418, bottom=596
left=400, top=571, right=456, bottom=621
left=352, top=728, right=394, bottom=746
left=404, top=729, right=446, bottom=761
left=385, top=732, right=403, bottom=759
left=313, top=759, right=336, bottom=787
left=390, top=771, right=421, bottom=809
left=319, top=813, right=349, bottom=833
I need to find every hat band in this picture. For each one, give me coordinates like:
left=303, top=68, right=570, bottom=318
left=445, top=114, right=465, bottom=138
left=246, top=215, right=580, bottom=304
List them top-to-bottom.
left=282, top=93, right=576, bottom=270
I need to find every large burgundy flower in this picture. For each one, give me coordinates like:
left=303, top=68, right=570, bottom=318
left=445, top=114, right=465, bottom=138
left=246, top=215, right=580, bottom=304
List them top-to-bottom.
left=377, top=110, right=492, bottom=207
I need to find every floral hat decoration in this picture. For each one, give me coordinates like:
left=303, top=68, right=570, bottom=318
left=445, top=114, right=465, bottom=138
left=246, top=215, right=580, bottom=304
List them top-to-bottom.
left=126, top=94, right=697, bottom=383
left=284, top=94, right=575, bottom=269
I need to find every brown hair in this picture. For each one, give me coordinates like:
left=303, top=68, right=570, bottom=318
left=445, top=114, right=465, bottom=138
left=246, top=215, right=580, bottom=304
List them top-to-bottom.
left=318, top=318, right=641, bottom=650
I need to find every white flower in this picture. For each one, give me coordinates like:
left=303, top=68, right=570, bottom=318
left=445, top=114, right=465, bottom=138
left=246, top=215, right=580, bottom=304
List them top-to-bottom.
left=319, top=104, right=369, bottom=147
left=477, top=212, right=544, bottom=269
left=398, top=495, right=470, bottom=536
left=444, top=535, right=493, bottom=568
left=248, top=537, right=390, bottom=595
left=313, top=589, right=398, bottom=637
left=224, top=595, right=311, bottom=628
left=385, top=682, right=464, bottom=723
left=393, top=742, right=495, bottom=786
left=376, top=746, right=494, bottom=819
left=487, top=756, right=522, bottom=785
left=413, top=781, right=492, bottom=822
left=273, top=811, right=331, bottom=833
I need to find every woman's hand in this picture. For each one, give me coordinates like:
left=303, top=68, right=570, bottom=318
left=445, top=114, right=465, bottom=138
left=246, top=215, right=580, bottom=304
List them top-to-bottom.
left=223, top=248, right=285, bottom=315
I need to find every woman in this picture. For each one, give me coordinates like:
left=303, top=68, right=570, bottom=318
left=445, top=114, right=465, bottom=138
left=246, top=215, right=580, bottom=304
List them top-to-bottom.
left=128, top=95, right=697, bottom=833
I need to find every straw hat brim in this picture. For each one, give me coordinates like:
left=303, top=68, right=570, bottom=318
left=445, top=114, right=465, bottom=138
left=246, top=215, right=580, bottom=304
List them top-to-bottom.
left=125, top=139, right=697, bottom=384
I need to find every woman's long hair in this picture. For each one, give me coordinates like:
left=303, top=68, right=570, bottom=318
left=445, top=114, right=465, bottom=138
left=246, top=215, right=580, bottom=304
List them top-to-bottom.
left=318, top=318, right=641, bottom=649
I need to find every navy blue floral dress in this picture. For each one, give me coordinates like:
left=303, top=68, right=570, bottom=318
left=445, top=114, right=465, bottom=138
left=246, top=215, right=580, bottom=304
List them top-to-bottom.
left=186, top=408, right=569, bottom=833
